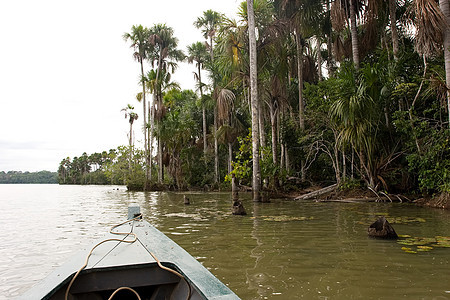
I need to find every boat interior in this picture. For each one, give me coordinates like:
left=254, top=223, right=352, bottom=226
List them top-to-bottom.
left=47, top=263, right=203, bottom=300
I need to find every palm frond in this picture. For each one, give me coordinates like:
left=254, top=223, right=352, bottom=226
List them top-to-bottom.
left=413, top=0, right=446, bottom=56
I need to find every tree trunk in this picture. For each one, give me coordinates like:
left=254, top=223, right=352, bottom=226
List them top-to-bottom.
left=247, top=0, right=261, bottom=202
left=326, top=0, right=335, bottom=77
left=349, top=0, right=360, bottom=70
left=389, top=0, right=399, bottom=60
left=440, top=0, right=450, bottom=127
left=295, top=30, right=305, bottom=130
left=295, top=30, right=306, bottom=181
left=209, top=35, right=220, bottom=184
left=317, top=38, right=323, bottom=81
left=156, top=51, right=163, bottom=184
left=140, top=61, right=149, bottom=184
left=198, top=64, right=207, bottom=158
left=149, top=96, right=155, bottom=182
left=270, top=101, right=279, bottom=189
left=259, top=102, right=266, bottom=152
left=214, top=107, right=219, bottom=184
left=129, top=121, right=133, bottom=171
left=228, top=142, right=233, bottom=175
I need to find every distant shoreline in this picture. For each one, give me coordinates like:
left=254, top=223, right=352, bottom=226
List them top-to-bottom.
left=0, top=171, right=58, bottom=184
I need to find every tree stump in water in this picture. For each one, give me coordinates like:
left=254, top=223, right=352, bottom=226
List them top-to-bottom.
left=231, top=174, right=246, bottom=215
left=183, top=195, right=190, bottom=205
left=232, top=200, right=247, bottom=215
left=368, top=216, right=398, bottom=239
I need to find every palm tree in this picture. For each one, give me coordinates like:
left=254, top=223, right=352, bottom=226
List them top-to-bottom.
left=247, top=0, right=262, bottom=202
left=280, top=0, right=324, bottom=129
left=349, top=0, right=360, bottom=70
left=389, top=0, right=400, bottom=60
left=413, top=0, right=449, bottom=127
left=443, top=0, right=450, bottom=125
left=194, top=10, right=224, bottom=184
left=194, top=10, right=224, bottom=61
left=147, top=24, right=185, bottom=183
left=123, top=25, right=151, bottom=183
left=187, top=42, right=209, bottom=158
left=216, top=88, right=241, bottom=175
left=121, top=104, right=139, bottom=171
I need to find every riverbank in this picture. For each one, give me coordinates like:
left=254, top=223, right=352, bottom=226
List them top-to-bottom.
left=278, top=186, right=450, bottom=210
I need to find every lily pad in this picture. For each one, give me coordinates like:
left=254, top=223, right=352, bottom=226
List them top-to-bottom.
left=389, top=216, right=426, bottom=224
left=398, top=234, right=411, bottom=238
left=398, top=235, right=450, bottom=253
left=434, top=238, right=450, bottom=248
left=417, top=246, right=433, bottom=252
left=401, top=247, right=418, bottom=254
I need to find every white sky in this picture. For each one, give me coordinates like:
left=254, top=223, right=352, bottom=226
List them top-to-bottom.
left=0, top=0, right=240, bottom=172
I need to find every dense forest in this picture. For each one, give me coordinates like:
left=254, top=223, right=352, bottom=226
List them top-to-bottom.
left=58, top=0, right=449, bottom=206
left=0, top=171, right=57, bottom=184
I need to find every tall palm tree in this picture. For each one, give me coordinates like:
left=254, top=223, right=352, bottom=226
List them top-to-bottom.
left=247, top=0, right=262, bottom=201
left=280, top=0, right=323, bottom=128
left=330, top=0, right=362, bottom=69
left=349, top=0, right=360, bottom=70
left=389, top=0, right=400, bottom=60
left=413, top=0, right=449, bottom=127
left=440, top=0, right=450, bottom=127
left=194, top=10, right=224, bottom=184
left=147, top=24, right=185, bottom=183
left=123, top=25, right=151, bottom=183
left=187, top=42, right=209, bottom=158
left=121, top=104, right=138, bottom=171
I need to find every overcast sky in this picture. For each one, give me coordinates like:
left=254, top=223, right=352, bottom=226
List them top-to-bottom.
left=0, top=0, right=240, bottom=172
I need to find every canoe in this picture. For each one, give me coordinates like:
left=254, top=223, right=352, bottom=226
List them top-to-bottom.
left=18, top=206, right=240, bottom=300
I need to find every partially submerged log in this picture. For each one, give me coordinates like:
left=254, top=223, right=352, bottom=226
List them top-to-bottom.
left=294, top=184, right=338, bottom=200
left=368, top=216, right=398, bottom=239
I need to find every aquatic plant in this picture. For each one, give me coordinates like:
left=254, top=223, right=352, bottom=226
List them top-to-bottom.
left=398, top=236, right=450, bottom=254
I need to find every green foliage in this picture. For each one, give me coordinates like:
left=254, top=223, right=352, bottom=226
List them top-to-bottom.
left=114, top=14, right=450, bottom=194
left=405, top=129, right=450, bottom=193
left=226, top=133, right=252, bottom=185
left=59, top=146, right=145, bottom=186
left=0, top=171, right=58, bottom=184
left=338, top=177, right=363, bottom=191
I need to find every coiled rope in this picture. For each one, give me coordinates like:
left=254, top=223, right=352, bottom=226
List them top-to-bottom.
left=64, top=214, right=191, bottom=300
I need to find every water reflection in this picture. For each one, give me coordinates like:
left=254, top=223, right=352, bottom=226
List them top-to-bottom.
left=1, top=186, right=450, bottom=299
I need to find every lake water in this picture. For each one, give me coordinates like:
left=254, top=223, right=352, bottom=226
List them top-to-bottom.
left=1, top=184, right=449, bottom=299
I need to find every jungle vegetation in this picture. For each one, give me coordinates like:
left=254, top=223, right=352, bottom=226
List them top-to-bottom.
left=58, top=0, right=450, bottom=202
left=0, top=171, right=58, bottom=184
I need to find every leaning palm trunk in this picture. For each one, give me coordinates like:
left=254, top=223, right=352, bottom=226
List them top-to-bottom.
left=247, top=0, right=261, bottom=202
left=349, top=0, right=360, bottom=70
left=441, top=0, right=450, bottom=127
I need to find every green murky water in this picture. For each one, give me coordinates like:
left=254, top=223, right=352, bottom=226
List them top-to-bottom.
left=1, top=185, right=449, bottom=299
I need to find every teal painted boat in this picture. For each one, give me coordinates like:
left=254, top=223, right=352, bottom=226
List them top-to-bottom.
left=18, top=206, right=240, bottom=300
